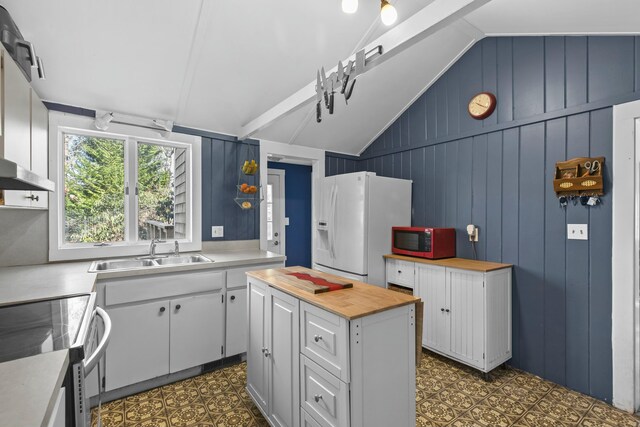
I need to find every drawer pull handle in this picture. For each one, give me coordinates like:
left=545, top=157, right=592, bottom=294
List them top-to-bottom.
left=160, top=307, right=166, bottom=313
left=314, top=335, right=323, bottom=343
left=314, top=394, right=323, bottom=403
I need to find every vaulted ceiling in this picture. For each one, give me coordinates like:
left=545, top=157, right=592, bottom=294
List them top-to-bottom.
left=3, top=0, right=640, bottom=155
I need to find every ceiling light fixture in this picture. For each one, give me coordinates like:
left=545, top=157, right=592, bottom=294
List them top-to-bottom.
left=342, top=0, right=358, bottom=14
left=380, top=0, right=397, bottom=26
left=94, top=112, right=114, bottom=131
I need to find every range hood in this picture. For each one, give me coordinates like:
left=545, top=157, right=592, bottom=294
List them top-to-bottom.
left=0, top=158, right=54, bottom=191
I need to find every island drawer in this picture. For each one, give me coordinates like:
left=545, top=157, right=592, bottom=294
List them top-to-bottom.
left=104, top=270, right=225, bottom=306
left=300, top=302, right=350, bottom=382
left=300, top=355, right=349, bottom=427
left=301, top=408, right=323, bottom=427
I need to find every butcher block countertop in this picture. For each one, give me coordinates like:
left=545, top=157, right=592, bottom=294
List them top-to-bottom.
left=384, top=254, right=512, bottom=272
left=246, top=266, right=420, bottom=320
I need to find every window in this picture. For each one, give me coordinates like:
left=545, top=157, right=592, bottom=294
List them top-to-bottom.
left=49, top=112, right=201, bottom=261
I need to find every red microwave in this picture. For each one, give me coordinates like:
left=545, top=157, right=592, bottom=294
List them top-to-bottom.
left=392, top=227, right=456, bottom=259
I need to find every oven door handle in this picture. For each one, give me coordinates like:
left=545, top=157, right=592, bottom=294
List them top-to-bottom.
left=83, top=307, right=112, bottom=374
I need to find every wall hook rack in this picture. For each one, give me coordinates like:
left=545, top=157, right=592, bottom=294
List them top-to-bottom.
left=553, top=156, right=605, bottom=198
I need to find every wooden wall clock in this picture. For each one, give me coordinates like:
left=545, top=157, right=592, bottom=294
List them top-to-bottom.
left=468, top=92, right=496, bottom=120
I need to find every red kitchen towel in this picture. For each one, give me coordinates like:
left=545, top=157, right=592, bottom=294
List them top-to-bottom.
left=286, top=272, right=345, bottom=291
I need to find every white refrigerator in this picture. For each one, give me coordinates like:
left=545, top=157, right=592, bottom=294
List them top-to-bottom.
left=314, top=172, right=412, bottom=287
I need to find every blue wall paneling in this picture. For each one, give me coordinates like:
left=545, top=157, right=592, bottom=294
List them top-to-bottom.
left=324, top=36, right=637, bottom=402
left=201, top=138, right=260, bottom=241
left=267, top=162, right=313, bottom=268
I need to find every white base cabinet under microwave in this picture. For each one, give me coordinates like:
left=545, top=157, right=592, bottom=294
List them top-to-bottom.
left=384, top=255, right=512, bottom=375
left=418, top=264, right=512, bottom=373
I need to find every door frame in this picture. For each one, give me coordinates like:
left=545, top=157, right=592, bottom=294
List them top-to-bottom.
left=612, top=99, right=640, bottom=412
left=259, top=140, right=325, bottom=265
left=267, top=168, right=286, bottom=256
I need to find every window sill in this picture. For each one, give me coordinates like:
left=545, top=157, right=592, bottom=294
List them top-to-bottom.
left=49, top=240, right=203, bottom=262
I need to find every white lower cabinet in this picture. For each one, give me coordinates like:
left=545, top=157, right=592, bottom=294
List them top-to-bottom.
left=415, top=263, right=512, bottom=373
left=101, top=270, right=225, bottom=391
left=247, top=277, right=416, bottom=427
left=247, top=279, right=299, bottom=427
left=225, top=287, right=247, bottom=357
left=170, top=293, right=224, bottom=373
left=106, top=300, right=170, bottom=391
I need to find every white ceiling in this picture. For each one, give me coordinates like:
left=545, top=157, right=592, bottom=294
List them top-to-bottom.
left=3, top=0, right=640, bottom=155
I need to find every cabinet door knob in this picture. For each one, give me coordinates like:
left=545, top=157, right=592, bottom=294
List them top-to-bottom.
left=398, top=270, right=402, bottom=273
left=230, top=295, right=236, bottom=301
left=176, top=304, right=181, bottom=310
left=160, top=307, right=166, bottom=313
left=441, top=308, right=444, bottom=312
left=445, top=309, right=450, bottom=313
left=314, top=335, right=323, bottom=342
left=264, top=350, right=270, bottom=357
left=314, top=394, right=323, bottom=403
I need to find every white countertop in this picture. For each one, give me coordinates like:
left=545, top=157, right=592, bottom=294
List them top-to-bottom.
left=0, top=246, right=284, bottom=427
left=92, top=248, right=285, bottom=279
left=0, top=261, right=96, bottom=307
left=0, top=351, right=69, bottom=427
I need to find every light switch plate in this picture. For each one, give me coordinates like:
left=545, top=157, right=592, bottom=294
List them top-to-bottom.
left=567, top=224, right=588, bottom=240
left=211, top=226, right=224, bottom=238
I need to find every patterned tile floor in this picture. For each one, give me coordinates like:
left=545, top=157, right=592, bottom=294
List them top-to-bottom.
left=92, top=350, right=640, bottom=427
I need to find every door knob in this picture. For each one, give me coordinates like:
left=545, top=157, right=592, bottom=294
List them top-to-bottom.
left=230, top=295, right=236, bottom=301
left=176, top=304, right=181, bottom=310
left=160, top=307, right=166, bottom=313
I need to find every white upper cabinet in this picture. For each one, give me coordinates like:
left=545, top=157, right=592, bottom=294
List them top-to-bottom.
left=0, top=46, right=49, bottom=208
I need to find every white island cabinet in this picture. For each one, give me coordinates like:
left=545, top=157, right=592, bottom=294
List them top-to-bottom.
left=247, top=266, right=418, bottom=427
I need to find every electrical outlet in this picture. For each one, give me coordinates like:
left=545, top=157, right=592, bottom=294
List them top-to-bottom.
left=567, top=224, right=588, bottom=240
left=211, top=226, right=224, bottom=238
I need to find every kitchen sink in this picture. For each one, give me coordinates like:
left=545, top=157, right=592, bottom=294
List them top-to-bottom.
left=88, top=254, right=213, bottom=273
left=154, top=255, right=213, bottom=265
left=89, top=259, right=158, bottom=272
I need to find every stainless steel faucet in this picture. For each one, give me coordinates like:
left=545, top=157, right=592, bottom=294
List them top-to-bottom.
left=149, top=239, right=157, bottom=257
left=174, top=240, right=180, bottom=256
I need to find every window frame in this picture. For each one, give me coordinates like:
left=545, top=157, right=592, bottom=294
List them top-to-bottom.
left=48, top=111, right=202, bottom=261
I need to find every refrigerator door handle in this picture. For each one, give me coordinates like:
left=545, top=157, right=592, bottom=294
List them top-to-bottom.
left=329, top=184, right=337, bottom=260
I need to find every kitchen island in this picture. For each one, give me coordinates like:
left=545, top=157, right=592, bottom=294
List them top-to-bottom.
left=246, top=266, right=420, bottom=427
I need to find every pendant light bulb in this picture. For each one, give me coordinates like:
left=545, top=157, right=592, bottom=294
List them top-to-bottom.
left=342, top=0, right=358, bottom=14
left=380, top=0, right=397, bottom=26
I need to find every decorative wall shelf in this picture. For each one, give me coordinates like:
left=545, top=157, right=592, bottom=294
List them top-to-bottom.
left=553, top=156, right=604, bottom=196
